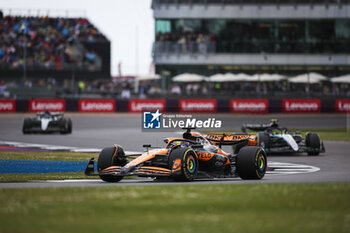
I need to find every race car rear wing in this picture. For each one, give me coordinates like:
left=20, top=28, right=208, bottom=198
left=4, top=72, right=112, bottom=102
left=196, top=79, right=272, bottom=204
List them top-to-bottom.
left=36, top=112, right=64, bottom=117
left=241, top=124, right=271, bottom=133
left=204, top=133, right=255, bottom=146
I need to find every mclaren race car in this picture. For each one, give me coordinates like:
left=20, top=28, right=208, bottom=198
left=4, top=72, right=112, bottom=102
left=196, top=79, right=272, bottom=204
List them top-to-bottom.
left=22, top=111, right=72, bottom=134
left=241, top=119, right=325, bottom=156
left=85, top=128, right=267, bottom=182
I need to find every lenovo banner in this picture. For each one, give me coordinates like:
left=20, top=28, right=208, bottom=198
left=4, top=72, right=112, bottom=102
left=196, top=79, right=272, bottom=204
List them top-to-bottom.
left=0, top=99, right=15, bottom=112
left=29, top=99, right=65, bottom=112
left=79, top=99, right=115, bottom=112
left=129, top=99, right=166, bottom=113
left=179, top=99, right=217, bottom=113
left=230, top=99, right=268, bottom=113
left=282, top=99, right=320, bottom=113
left=335, top=99, right=350, bottom=113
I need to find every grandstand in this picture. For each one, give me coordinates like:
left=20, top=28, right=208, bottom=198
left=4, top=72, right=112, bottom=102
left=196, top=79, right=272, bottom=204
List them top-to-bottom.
left=150, top=0, right=350, bottom=98
left=0, top=9, right=110, bottom=82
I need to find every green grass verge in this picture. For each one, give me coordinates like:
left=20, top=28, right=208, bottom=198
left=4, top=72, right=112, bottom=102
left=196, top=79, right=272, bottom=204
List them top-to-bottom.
left=203, top=128, right=350, bottom=141
left=0, top=151, right=98, bottom=182
left=0, top=151, right=98, bottom=161
left=0, top=172, right=95, bottom=182
left=0, top=183, right=349, bottom=233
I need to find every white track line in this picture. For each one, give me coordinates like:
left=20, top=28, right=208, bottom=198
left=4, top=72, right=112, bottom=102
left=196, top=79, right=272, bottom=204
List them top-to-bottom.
left=0, top=140, right=139, bottom=154
left=0, top=141, right=320, bottom=177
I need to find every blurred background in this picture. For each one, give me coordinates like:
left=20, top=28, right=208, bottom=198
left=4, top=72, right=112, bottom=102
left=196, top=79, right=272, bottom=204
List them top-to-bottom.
left=0, top=0, right=349, bottom=111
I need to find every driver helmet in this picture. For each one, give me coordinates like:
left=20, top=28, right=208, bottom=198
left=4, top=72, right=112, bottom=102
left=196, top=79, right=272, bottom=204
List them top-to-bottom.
left=270, top=119, right=279, bottom=128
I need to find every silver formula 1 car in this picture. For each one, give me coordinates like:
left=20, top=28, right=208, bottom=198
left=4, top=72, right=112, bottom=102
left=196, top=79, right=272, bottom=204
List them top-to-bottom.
left=22, top=111, right=72, bottom=134
left=242, top=119, right=325, bottom=156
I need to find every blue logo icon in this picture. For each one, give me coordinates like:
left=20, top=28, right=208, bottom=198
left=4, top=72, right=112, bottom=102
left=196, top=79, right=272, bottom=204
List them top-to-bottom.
left=143, top=110, right=162, bottom=129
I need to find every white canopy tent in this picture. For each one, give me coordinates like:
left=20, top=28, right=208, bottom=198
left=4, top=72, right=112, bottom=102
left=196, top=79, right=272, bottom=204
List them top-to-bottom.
left=288, top=72, right=328, bottom=84
left=172, top=73, right=207, bottom=82
left=208, top=73, right=252, bottom=82
left=208, top=73, right=227, bottom=82
left=227, top=73, right=252, bottom=82
left=246, top=73, right=286, bottom=82
left=331, top=75, right=350, bottom=84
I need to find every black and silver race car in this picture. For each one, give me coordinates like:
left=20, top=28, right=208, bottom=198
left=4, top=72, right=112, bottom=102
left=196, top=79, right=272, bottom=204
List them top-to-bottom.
left=22, top=111, right=72, bottom=134
left=241, top=119, right=325, bottom=156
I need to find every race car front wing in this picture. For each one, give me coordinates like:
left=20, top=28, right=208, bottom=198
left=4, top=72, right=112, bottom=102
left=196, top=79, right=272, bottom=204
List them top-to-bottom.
left=85, top=158, right=173, bottom=177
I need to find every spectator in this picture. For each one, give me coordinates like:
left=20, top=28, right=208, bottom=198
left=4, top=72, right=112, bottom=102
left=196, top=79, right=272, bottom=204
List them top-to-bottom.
left=0, top=15, right=107, bottom=71
left=170, top=84, right=181, bottom=95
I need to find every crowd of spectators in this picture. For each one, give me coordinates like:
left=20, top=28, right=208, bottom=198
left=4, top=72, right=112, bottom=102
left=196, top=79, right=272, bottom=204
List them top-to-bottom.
left=153, top=0, right=348, bottom=6
left=0, top=14, right=107, bottom=71
left=155, top=18, right=349, bottom=55
left=155, top=30, right=349, bottom=55
left=155, top=32, right=216, bottom=54
left=1, top=76, right=349, bottom=99
left=167, top=81, right=350, bottom=97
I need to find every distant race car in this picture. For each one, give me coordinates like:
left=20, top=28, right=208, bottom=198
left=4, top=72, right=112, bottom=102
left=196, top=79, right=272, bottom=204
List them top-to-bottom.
left=22, top=111, right=72, bottom=134
left=241, top=119, right=325, bottom=156
left=85, top=128, right=267, bottom=182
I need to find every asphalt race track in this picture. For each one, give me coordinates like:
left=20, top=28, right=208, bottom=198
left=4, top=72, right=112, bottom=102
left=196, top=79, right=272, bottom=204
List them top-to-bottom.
left=0, top=113, right=349, bottom=188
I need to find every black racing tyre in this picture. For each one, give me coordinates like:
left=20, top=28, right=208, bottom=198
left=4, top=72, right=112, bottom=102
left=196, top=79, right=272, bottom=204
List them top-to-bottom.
left=22, top=118, right=31, bottom=134
left=67, top=118, right=72, bottom=134
left=59, top=119, right=67, bottom=134
left=60, top=119, right=72, bottom=134
left=258, top=132, right=270, bottom=149
left=306, top=133, right=321, bottom=156
left=97, top=146, right=127, bottom=182
left=168, top=146, right=198, bottom=181
left=236, top=146, right=267, bottom=180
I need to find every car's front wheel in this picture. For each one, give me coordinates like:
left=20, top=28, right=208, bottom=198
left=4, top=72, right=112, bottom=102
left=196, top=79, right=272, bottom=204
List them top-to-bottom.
left=306, top=133, right=321, bottom=156
left=97, top=146, right=127, bottom=182
left=168, top=146, right=198, bottom=181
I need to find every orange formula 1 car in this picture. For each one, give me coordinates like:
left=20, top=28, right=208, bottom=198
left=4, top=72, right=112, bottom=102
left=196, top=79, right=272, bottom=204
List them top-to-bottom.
left=85, top=128, right=266, bottom=182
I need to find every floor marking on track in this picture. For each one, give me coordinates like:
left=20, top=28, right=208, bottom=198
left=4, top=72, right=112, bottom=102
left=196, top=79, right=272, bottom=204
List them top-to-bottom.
left=0, top=140, right=141, bottom=154
left=0, top=140, right=101, bottom=152
left=0, top=141, right=320, bottom=177
left=38, top=162, right=320, bottom=183
left=267, top=162, right=320, bottom=175
left=43, top=179, right=101, bottom=183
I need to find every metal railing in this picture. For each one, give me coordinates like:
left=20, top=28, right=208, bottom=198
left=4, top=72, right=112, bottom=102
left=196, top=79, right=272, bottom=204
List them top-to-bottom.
left=154, top=40, right=350, bottom=55
left=154, top=41, right=216, bottom=56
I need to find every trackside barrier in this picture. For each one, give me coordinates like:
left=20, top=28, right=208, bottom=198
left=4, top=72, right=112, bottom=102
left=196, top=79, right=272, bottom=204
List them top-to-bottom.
left=0, top=99, right=348, bottom=113
left=0, top=99, right=15, bottom=112
left=29, top=99, right=65, bottom=112
left=78, top=99, right=115, bottom=112
left=128, top=99, right=166, bottom=113
left=179, top=99, right=217, bottom=113
left=230, top=99, right=268, bottom=113
left=282, top=99, right=321, bottom=113
left=335, top=99, right=350, bottom=113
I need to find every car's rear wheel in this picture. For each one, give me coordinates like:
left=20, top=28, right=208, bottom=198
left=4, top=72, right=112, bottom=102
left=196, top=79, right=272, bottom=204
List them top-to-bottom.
left=22, top=118, right=31, bottom=134
left=258, top=132, right=270, bottom=149
left=306, top=133, right=321, bottom=156
left=97, top=146, right=127, bottom=182
left=168, top=146, right=198, bottom=181
left=236, top=146, right=267, bottom=180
